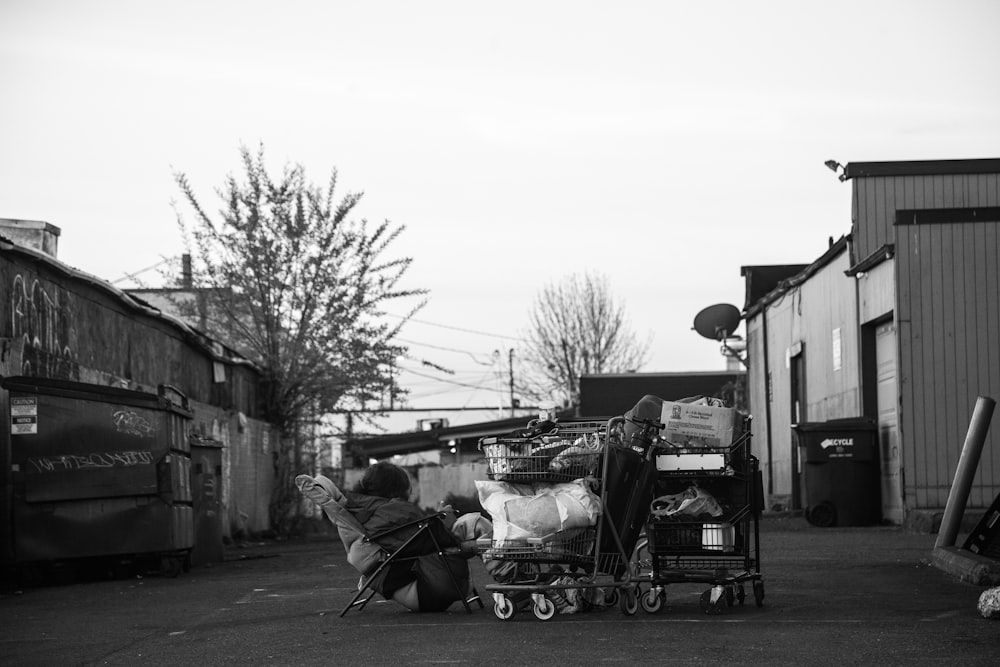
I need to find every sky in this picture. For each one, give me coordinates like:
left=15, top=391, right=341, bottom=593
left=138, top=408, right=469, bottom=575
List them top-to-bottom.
left=3, top=0, right=1000, bottom=436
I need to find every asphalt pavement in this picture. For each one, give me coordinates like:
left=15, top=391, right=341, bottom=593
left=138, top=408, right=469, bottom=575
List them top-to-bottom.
left=1, top=515, right=997, bottom=666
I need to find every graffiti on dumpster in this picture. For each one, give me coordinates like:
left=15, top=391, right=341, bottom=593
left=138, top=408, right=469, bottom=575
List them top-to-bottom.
left=112, top=410, right=155, bottom=438
left=27, top=450, right=154, bottom=473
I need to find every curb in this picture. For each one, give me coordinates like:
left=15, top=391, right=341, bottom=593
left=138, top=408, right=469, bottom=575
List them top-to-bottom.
left=931, top=546, right=1000, bottom=586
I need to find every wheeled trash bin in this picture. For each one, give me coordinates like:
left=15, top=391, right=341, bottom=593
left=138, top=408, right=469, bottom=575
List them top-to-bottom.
left=792, top=417, right=880, bottom=527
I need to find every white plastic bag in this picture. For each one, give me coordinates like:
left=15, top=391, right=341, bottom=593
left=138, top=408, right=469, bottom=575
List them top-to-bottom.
left=476, top=479, right=601, bottom=545
left=650, top=485, right=723, bottom=519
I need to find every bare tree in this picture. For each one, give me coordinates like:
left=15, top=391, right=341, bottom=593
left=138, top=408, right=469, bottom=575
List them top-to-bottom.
left=173, top=144, right=425, bottom=532
left=519, top=271, right=650, bottom=408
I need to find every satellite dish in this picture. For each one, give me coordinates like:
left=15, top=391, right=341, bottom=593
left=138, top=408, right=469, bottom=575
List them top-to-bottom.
left=693, top=303, right=742, bottom=341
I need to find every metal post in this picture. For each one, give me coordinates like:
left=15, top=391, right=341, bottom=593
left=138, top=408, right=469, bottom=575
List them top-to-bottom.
left=508, top=348, right=515, bottom=417
left=935, top=396, right=996, bottom=548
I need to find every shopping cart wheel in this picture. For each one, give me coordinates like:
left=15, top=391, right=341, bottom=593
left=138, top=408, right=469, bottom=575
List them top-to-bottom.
left=753, top=579, right=765, bottom=608
left=736, top=584, right=746, bottom=605
left=620, top=586, right=639, bottom=616
left=604, top=587, right=621, bottom=607
left=640, top=587, right=663, bottom=614
left=700, top=588, right=726, bottom=615
left=494, top=595, right=517, bottom=621
left=533, top=596, right=556, bottom=621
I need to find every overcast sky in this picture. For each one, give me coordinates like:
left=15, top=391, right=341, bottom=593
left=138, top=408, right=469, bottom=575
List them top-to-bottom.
left=3, top=1, right=1000, bottom=433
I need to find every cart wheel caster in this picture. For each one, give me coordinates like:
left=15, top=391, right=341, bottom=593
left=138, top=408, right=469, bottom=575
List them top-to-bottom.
left=753, top=580, right=765, bottom=608
left=736, top=584, right=746, bottom=606
left=604, top=587, right=621, bottom=607
left=620, top=587, right=639, bottom=616
left=640, top=587, right=664, bottom=614
left=700, top=588, right=726, bottom=615
left=494, top=594, right=516, bottom=620
left=533, top=595, right=556, bottom=621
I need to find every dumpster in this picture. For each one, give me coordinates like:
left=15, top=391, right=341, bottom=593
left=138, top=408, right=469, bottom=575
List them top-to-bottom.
left=1, top=376, right=194, bottom=574
left=792, top=417, right=881, bottom=527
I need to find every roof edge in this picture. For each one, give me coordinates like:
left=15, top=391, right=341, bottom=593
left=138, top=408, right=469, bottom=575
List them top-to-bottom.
left=844, top=158, right=1000, bottom=180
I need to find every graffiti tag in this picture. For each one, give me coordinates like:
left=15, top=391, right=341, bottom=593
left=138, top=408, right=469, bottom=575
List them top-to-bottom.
left=11, top=274, right=75, bottom=377
left=113, top=410, right=155, bottom=438
left=27, top=450, right=154, bottom=473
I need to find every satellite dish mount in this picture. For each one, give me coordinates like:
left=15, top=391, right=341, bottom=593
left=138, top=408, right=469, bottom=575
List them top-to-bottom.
left=693, top=303, right=747, bottom=368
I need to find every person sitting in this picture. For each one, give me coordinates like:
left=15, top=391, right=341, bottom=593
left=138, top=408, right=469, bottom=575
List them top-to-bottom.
left=296, top=462, right=488, bottom=612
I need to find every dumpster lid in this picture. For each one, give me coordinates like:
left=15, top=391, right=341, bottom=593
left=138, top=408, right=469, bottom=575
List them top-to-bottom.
left=1, top=376, right=191, bottom=416
left=793, top=416, right=877, bottom=432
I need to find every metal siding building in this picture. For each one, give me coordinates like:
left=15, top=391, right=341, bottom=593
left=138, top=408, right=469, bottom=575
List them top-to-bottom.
left=746, top=159, right=1000, bottom=524
left=848, top=161, right=1000, bottom=513
left=743, top=240, right=860, bottom=510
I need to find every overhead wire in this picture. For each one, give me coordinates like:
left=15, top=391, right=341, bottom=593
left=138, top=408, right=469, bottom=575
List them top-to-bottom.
left=386, top=313, right=526, bottom=342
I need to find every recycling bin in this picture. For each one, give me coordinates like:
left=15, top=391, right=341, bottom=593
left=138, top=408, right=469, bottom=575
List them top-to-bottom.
left=792, top=417, right=881, bottom=527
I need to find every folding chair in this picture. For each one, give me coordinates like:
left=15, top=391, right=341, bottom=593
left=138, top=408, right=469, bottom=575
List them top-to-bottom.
left=340, top=510, right=484, bottom=616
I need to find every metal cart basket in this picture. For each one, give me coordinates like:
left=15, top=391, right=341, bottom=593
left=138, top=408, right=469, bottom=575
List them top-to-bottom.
left=629, top=415, right=765, bottom=615
left=477, top=418, right=656, bottom=621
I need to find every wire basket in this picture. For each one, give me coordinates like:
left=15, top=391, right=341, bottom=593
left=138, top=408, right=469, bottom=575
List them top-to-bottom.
left=479, top=421, right=606, bottom=483
left=647, top=521, right=737, bottom=554
left=477, top=528, right=596, bottom=564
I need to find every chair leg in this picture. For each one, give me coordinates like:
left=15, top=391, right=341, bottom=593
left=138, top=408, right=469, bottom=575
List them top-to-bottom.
left=425, top=531, right=477, bottom=614
left=340, top=559, right=392, bottom=617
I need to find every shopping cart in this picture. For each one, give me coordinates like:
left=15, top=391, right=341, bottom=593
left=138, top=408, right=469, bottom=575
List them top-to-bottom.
left=629, top=415, right=765, bottom=615
left=477, top=417, right=659, bottom=621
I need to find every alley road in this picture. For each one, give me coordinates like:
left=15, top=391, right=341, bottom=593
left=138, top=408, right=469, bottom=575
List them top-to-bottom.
left=1, top=516, right=996, bottom=666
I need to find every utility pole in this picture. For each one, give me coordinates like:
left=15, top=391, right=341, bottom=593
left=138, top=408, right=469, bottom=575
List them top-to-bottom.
left=508, top=348, right=515, bottom=417
left=493, top=349, right=503, bottom=418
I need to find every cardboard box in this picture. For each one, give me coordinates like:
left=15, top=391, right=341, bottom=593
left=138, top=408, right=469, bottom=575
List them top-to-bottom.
left=659, top=401, right=735, bottom=449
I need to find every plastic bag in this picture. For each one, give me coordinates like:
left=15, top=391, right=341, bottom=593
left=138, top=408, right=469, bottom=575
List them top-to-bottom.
left=548, top=432, right=601, bottom=475
left=476, top=479, right=601, bottom=545
left=650, top=485, right=723, bottom=519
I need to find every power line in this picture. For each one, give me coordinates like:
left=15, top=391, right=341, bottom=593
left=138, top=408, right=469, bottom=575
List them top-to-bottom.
left=112, top=256, right=179, bottom=285
left=388, top=313, right=525, bottom=342
left=396, top=337, right=496, bottom=365
left=399, top=366, right=498, bottom=392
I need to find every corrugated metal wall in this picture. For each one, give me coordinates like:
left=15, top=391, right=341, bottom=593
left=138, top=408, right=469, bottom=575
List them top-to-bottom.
left=854, top=172, right=1000, bottom=509
left=853, top=173, right=1000, bottom=260
left=895, top=219, right=1000, bottom=508
left=745, top=248, right=861, bottom=509
left=0, top=253, right=264, bottom=417
left=190, top=401, right=275, bottom=537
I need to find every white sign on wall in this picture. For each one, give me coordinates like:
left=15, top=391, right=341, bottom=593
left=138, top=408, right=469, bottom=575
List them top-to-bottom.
left=832, top=327, right=842, bottom=371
